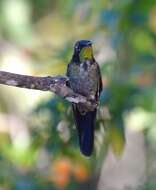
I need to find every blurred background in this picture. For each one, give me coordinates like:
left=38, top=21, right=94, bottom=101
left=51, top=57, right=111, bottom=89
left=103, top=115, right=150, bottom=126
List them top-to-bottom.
left=0, top=0, right=156, bottom=189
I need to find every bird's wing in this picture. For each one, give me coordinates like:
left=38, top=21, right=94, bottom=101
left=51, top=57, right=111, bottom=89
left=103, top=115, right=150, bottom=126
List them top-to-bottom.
left=96, top=62, right=103, bottom=101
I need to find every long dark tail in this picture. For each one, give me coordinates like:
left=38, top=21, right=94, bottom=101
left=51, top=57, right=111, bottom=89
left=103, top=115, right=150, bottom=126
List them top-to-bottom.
left=72, top=105, right=96, bottom=156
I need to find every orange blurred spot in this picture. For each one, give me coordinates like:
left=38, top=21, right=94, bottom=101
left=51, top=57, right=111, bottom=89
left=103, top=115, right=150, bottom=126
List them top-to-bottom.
left=50, top=158, right=71, bottom=189
left=53, top=158, right=71, bottom=175
left=72, top=163, right=89, bottom=182
left=51, top=173, right=70, bottom=189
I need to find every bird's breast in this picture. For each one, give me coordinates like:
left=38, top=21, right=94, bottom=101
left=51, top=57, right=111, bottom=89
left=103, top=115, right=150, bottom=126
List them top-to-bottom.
left=69, top=61, right=98, bottom=98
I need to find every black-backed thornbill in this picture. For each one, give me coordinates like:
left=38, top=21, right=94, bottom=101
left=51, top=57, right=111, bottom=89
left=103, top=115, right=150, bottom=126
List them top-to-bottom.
left=67, top=40, right=103, bottom=156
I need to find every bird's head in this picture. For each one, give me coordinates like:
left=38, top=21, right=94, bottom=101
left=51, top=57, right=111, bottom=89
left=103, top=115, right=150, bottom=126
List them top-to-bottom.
left=73, top=40, right=93, bottom=62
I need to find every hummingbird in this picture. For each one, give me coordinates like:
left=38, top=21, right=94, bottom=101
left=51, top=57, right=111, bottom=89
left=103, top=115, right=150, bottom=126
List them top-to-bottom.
left=67, top=40, right=103, bottom=156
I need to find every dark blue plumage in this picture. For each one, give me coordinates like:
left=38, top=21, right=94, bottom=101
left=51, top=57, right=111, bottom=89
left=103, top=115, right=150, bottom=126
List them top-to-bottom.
left=77, top=40, right=92, bottom=46
left=72, top=105, right=96, bottom=156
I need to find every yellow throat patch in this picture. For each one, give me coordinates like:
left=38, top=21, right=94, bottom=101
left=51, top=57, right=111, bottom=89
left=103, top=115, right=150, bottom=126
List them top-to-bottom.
left=79, top=46, right=93, bottom=62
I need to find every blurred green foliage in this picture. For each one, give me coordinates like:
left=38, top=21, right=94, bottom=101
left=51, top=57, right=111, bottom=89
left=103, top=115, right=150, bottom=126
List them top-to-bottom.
left=0, top=0, right=156, bottom=189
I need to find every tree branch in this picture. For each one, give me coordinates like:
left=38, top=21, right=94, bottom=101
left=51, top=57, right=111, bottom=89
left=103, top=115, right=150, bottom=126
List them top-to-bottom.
left=0, top=71, right=97, bottom=111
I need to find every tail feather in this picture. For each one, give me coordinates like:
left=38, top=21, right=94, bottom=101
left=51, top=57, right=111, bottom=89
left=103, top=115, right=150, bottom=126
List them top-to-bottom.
left=72, top=105, right=96, bottom=156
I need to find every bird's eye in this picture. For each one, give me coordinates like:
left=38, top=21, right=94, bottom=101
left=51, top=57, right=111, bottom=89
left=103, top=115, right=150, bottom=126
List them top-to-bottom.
left=75, top=45, right=80, bottom=52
